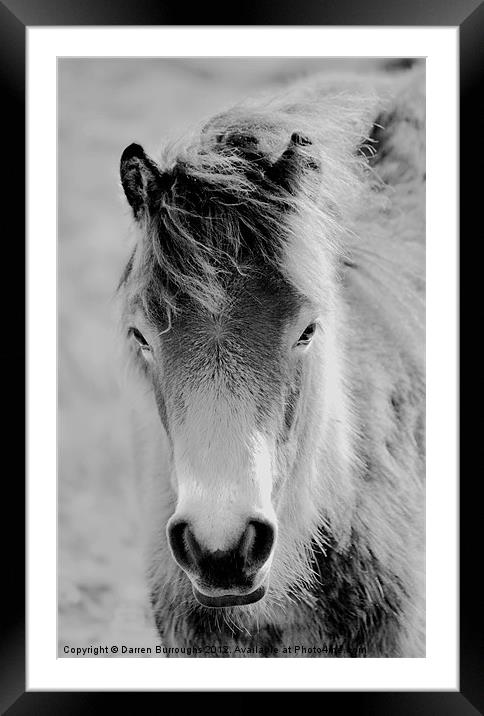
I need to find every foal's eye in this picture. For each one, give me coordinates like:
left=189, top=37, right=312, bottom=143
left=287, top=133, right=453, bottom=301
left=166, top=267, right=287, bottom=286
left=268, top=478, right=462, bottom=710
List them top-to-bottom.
left=296, top=323, right=317, bottom=346
left=129, top=327, right=150, bottom=350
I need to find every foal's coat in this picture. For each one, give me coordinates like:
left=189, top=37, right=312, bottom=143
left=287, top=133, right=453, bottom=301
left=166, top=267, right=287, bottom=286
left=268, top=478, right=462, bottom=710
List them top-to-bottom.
left=119, top=67, right=425, bottom=657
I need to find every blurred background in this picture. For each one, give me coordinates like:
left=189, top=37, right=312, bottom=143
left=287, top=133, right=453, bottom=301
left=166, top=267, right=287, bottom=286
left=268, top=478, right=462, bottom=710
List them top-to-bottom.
left=58, top=57, right=408, bottom=656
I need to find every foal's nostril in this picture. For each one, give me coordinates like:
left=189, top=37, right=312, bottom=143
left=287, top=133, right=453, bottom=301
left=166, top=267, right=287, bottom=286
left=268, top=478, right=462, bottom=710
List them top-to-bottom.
left=240, top=519, right=275, bottom=571
left=167, top=521, right=202, bottom=572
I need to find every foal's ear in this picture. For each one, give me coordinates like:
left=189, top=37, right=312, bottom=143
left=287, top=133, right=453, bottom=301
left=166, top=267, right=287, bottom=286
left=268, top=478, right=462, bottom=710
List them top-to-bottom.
left=267, top=133, right=320, bottom=193
left=120, top=143, right=163, bottom=219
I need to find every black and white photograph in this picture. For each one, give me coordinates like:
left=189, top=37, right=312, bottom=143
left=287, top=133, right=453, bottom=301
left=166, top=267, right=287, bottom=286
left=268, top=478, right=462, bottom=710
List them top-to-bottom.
left=0, top=0, right=474, bottom=702
left=0, top=0, right=475, bottom=702
left=58, top=57, right=426, bottom=659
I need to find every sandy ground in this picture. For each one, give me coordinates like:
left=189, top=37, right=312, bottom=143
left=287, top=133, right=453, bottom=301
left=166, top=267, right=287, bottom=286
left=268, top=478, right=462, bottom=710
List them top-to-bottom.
left=58, top=57, right=390, bottom=656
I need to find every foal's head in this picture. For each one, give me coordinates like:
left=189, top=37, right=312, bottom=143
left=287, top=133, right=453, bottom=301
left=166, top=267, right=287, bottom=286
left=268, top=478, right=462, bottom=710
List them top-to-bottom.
left=119, top=117, right=356, bottom=608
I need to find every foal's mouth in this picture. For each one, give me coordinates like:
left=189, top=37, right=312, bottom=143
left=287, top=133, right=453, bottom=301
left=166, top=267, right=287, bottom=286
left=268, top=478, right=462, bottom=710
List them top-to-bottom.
left=193, top=584, right=266, bottom=608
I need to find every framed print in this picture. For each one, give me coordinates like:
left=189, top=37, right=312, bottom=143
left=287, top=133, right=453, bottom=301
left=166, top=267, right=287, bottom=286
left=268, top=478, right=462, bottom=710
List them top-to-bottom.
left=1, top=0, right=477, bottom=709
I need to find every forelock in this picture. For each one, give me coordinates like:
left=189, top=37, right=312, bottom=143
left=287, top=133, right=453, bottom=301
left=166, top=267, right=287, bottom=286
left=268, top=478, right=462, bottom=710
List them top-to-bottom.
left=120, top=85, right=382, bottom=324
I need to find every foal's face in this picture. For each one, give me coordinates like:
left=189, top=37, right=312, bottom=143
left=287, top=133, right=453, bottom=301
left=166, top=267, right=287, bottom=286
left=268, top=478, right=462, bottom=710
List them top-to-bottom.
left=120, top=135, right=322, bottom=608
left=127, top=272, right=319, bottom=607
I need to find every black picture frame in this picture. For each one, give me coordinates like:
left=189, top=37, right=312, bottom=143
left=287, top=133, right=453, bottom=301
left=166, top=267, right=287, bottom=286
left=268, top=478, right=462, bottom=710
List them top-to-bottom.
left=2, top=0, right=475, bottom=710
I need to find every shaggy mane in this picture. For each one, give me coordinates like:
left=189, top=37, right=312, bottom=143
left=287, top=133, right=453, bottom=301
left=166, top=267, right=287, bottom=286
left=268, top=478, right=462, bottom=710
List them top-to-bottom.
left=122, top=76, right=390, bottom=323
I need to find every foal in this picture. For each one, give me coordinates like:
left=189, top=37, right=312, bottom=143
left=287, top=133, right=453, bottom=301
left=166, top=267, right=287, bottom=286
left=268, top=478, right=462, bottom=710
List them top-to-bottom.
left=118, top=68, right=425, bottom=657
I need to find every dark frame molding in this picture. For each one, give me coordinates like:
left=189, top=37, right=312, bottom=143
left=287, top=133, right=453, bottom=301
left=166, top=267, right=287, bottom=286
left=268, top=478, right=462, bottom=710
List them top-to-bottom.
left=3, top=0, right=475, bottom=711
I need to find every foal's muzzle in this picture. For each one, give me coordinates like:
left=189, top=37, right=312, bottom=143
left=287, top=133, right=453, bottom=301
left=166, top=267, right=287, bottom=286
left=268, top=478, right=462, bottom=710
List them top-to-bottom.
left=167, top=519, right=275, bottom=608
